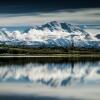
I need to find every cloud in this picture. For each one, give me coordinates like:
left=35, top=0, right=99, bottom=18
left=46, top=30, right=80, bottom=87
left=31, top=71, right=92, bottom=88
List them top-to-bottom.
left=0, top=8, right=100, bottom=26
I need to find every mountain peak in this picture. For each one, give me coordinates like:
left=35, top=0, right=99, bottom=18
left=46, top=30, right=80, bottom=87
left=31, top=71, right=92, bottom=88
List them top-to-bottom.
left=34, top=21, right=88, bottom=35
left=34, top=21, right=72, bottom=31
left=45, top=21, right=72, bottom=28
left=47, top=21, right=59, bottom=25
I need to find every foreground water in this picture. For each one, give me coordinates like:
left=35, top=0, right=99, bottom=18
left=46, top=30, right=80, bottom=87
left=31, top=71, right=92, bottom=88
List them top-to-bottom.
left=0, top=57, right=100, bottom=100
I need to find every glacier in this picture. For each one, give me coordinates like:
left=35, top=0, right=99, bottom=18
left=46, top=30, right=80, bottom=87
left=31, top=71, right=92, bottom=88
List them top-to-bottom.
left=0, top=21, right=100, bottom=49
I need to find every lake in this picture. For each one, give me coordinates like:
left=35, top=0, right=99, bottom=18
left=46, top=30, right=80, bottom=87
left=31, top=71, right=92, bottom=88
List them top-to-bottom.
left=0, top=57, right=100, bottom=100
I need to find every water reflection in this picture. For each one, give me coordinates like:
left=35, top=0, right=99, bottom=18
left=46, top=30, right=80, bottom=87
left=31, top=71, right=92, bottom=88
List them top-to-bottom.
left=0, top=57, right=100, bottom=87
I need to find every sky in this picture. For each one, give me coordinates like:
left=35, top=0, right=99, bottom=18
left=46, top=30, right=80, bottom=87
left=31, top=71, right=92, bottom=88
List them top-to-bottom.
left=0, top=0, right=100, bottom=26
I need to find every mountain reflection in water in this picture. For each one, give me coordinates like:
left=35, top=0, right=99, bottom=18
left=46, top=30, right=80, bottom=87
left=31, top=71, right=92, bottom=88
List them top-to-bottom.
left=0, top=57, right=100, bottom=87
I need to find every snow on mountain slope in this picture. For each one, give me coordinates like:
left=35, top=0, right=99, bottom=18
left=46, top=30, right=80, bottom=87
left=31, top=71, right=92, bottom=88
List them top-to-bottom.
left=0, top=21, right=100, bottom=48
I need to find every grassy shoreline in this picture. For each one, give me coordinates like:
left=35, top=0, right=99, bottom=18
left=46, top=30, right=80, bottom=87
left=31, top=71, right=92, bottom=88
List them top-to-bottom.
left=0, top=45, right=100, bottom=57
left=0, top=53, right=100, bottom=58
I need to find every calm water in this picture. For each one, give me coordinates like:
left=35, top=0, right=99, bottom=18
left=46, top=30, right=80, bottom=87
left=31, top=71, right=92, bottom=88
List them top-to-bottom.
left=0, top=57, right=100, bottom=100
left=0, top=57, right=100, bottom=86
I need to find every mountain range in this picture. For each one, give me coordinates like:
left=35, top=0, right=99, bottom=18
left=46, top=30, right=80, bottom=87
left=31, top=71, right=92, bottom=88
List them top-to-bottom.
left=0, top=21, right=100, bottom=49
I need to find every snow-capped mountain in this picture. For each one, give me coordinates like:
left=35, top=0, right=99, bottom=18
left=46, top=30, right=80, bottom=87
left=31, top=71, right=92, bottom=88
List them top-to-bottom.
left=0, top=21, right=100, bottom=49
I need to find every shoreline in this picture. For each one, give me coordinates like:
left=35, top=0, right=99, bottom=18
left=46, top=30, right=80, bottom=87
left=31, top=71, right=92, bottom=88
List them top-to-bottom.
left=0, top=54, right=100, bottom=58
